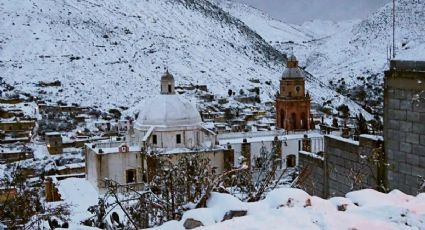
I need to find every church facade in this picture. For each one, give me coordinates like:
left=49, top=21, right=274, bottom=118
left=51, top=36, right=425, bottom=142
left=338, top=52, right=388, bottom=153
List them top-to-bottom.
left=276, top=55, right=312, bottom=131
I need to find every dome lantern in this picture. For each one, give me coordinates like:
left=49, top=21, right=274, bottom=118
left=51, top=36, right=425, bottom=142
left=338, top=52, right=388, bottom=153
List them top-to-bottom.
left=281, top=55, right=305, bottom=79
left=287, top=55, right=299, bottom=68
left=161, top=69, right=175, bottom=95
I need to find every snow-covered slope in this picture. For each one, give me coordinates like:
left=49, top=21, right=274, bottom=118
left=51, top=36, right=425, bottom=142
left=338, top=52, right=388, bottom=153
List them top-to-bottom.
left=0, top=0, right=285, bottom=109
left=0, top=0, right=370, bottom=117
left=214, top=0, right=314, bottom=44
left=223, top=0, right=425, bottom=114
left=302, top=0, right=425, bottom=87
left=157, top=188, right=425, bottom=229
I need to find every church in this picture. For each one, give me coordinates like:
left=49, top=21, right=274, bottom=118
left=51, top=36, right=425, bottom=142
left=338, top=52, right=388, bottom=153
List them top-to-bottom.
left=85, top=71, right=233, bottom=190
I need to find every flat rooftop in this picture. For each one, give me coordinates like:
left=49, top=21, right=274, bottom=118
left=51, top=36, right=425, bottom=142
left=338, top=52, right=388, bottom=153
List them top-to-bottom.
left=390, top=60, right=425, bottom=72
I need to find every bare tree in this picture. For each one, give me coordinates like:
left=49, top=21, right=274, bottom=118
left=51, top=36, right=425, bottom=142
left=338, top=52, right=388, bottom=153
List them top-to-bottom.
left=225, top=139, right=292, bottom=202
left=83, top=154, right=220, bottom=229
left=0, top=164, right=70, bottom=229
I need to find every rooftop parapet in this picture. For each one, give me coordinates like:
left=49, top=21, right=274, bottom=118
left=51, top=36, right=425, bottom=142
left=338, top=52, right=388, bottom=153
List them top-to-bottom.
left=389, top=60, right=425, bottom=72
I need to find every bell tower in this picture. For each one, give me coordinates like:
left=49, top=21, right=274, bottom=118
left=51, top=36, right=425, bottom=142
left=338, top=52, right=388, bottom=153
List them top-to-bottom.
left=276, top=55, right=311, bottom=131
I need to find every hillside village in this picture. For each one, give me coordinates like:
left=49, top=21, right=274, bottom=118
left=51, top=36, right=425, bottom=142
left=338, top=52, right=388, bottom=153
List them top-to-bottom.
left=0, top=0, right=424, bottom=229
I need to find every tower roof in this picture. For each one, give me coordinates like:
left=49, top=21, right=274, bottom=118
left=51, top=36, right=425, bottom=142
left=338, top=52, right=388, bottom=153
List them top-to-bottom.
left=282, top=55, right=305, bottom=79
left=161, top=69, right=174, bottom=80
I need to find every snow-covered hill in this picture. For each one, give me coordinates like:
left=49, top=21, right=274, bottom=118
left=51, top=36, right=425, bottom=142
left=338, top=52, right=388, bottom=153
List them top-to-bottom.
left=0, top=0, right=370, bottom=117
left=0, top=0, right=284, bottom=109
left=214, top=0, right=315, bottom=44
left=222, top=0, right=425, bottom=114
left=302, top=0, right=425, bottom=87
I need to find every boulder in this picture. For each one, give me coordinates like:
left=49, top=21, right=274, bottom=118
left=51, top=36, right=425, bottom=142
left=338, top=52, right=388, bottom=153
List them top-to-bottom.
left=221, top=210, right=248, bottom=221
left=183, top=218, right=204, bottom=229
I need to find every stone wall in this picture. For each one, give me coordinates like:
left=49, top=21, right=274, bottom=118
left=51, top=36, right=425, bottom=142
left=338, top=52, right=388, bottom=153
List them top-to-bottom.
left=384, top=60, right=425, bottom=195
left=298, top=135, right=383, bottom=198
left=327, top=135, right=383, bottom=197
left=298, top=151, right=327, bottom=197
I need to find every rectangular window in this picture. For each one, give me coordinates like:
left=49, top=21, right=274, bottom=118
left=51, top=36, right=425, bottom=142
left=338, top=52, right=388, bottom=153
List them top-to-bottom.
left=176, top=134, right=181, bottom=144
left=152, top=135, right=157, bottom=145
left=126, top=169, right=136, bottom=183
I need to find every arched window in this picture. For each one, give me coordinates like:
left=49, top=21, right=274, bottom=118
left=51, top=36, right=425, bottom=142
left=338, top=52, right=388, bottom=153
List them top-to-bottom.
left=301, top=112, right=307, bottom=130
left=290, top=113, right=297, bottom=130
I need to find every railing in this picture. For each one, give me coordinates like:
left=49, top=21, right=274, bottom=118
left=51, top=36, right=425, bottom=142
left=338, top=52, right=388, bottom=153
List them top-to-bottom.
left=218, top=129, right=321, bottom=141
left=103, top=179, right=146, bottom=193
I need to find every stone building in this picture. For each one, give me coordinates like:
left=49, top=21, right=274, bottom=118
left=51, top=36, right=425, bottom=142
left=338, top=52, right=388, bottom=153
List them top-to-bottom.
left=276, top=55, right=311, bottom=131
left=298, top=60, right=425, bottom=198
left=384, top=60, right=425, bottom=194
left=85, top=71, right=233, bottom=190
left=0, top=120, right=35, bottom=133
left=218, top=130, right=324, bottom=171
left=45, top=132, right=63, bottom=155
left=299, top=134, right=384, bottom=198
left=0, top=144, right=34, bottom=163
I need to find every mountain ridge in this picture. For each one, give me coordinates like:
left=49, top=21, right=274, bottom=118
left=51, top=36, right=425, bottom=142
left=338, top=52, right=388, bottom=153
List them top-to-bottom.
left=0, top=0, right=370, bottom=118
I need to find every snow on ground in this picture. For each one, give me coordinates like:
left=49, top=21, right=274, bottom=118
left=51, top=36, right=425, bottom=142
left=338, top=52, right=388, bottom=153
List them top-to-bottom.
left=51, top=178, right=425, bottom=229
left=55, top=178, right=100, bottom=227
left=156, top=188, right=425, bottom=230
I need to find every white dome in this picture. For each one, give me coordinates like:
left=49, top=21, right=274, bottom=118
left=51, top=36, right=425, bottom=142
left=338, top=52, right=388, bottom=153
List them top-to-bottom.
left=135, top=94, right=202, bottom=128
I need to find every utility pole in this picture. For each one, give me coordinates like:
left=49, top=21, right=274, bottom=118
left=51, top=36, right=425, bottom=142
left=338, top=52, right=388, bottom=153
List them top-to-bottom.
left=392, top=0, right=396, bottom=59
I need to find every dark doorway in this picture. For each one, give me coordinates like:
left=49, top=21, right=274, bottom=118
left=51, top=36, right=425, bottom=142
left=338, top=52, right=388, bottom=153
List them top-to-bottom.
left=152, top=135, right=157, bottom=145
left=126, top=169, right=136, bottom=183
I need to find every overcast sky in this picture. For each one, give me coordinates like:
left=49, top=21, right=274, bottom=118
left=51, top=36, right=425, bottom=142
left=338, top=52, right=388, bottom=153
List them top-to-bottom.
left=234, top=0, right=390, bottom=24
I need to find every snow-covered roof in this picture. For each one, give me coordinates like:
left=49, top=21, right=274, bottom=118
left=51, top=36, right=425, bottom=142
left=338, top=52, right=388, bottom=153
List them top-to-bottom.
left=161, top=70, right=174, bottom=80
left=135, top=94, right=202, bottom=128
left=45, top=132, right=61, bottom=136
left=360, top=134, right=384, bottom=141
